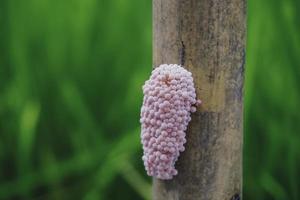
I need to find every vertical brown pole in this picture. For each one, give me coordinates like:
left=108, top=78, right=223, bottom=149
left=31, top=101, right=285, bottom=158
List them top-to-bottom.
left=153, top=0, right=246, bottom=199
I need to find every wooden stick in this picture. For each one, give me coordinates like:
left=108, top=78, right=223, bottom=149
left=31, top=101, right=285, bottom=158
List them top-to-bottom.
left=153, top=0, right=246, bottom=199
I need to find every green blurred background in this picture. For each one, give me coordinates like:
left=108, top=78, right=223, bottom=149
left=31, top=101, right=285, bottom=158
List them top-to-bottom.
left=0, top=0, right=299, bottom=199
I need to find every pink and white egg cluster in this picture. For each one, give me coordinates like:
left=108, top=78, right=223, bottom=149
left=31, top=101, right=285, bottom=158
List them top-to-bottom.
left=140, top=64, right=200, bottom=180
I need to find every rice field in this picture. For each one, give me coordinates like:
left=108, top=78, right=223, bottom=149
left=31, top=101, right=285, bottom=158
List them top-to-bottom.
left=0, top=0, right=299, bottom=199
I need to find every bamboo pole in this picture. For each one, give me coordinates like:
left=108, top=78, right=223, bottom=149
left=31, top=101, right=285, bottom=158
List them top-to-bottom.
left=153, top=0, right=246, bottom=199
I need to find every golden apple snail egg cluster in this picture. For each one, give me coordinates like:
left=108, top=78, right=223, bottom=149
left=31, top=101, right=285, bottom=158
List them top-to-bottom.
left=140, top=64, right=201, bottom=180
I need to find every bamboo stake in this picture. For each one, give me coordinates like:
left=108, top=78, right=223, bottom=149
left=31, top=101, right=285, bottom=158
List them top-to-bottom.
left=153, top=0, right=246, bottom=199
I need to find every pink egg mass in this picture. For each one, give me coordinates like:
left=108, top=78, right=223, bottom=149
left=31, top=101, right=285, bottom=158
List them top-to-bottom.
left=140, top=64, right=200, bottom=180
